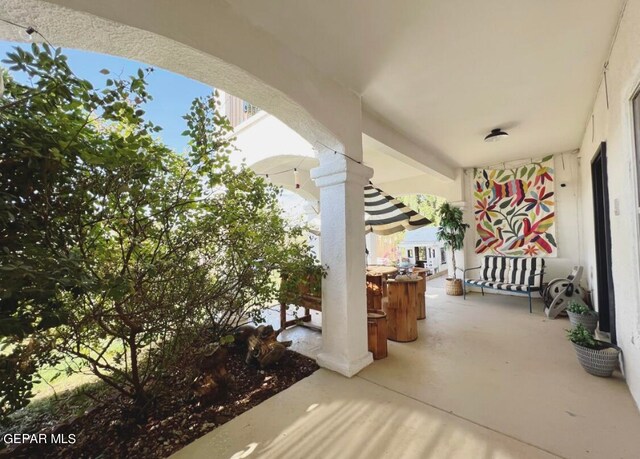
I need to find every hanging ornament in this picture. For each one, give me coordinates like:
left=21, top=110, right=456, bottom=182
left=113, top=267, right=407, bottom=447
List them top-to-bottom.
left=23, top=26, right=36, bottom=41
left=294, top=168, right=300, bottom=189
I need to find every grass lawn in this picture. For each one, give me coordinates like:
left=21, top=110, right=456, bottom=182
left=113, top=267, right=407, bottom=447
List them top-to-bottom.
left=1, top=342, right=125, bottom=439
left=2, top=377, right=112, bottom=439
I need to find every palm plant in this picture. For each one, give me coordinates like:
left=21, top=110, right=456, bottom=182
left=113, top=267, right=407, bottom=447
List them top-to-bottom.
left=436, top=202, right=469, bottom=281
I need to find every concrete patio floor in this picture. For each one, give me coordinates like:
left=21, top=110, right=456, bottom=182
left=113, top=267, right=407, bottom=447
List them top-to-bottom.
left=172, top=280, right=640, bottom=459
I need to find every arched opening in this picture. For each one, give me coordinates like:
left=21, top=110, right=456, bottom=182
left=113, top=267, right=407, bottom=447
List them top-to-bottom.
left=0, top=0, right=347, bottom=154
left=1, top=0, right=376, bottom=384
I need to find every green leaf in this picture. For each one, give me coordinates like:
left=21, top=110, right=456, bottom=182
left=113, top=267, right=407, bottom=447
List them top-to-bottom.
left=526, top=166, right=535, bottom=180
left=546, top=233, right=557, bottom=247
left=219, top=335, right=235, bottom=345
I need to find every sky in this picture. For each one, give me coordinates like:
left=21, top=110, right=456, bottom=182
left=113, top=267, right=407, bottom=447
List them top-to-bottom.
left=0, top=41, right=214, bottom=152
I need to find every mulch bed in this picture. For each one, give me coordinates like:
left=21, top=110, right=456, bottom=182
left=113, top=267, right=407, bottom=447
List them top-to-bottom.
left=2, top=347, right=318, bottom=459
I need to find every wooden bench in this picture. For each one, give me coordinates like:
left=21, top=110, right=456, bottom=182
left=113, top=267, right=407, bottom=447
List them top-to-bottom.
left=463, top=255, right=545, bottom=313
left=279, top=271, right=322, bottom=330
left=280, top=293, right=320, bottom=330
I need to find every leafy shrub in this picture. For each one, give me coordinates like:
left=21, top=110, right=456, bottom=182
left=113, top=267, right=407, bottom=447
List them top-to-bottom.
left=1, top=44, right=318, bottom=417
left=279, top=259, right=326, bottom=304
left=566, top=301, right=592, bottom=315
left=566, top=324, right=598, bottom=349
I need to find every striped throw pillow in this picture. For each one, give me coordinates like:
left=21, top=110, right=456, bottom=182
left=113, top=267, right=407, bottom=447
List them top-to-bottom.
left=481, top=256, right=508, bottom=282
left=508, top=257, right=545, bottom=287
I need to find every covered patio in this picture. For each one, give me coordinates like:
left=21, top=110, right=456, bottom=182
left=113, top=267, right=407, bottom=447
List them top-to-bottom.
left=3, top=0, right=640, bottom=456
left=174, top=279, right=640, bottom=458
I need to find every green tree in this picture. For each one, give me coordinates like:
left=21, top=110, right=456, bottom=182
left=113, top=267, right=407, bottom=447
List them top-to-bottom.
left=0, top=43, right=159, bottom=415
left=1, top=45, right=317, bottom=418
left=398, top=194, right=446, bottom=226
left=436, top=202, right=469, bottom=280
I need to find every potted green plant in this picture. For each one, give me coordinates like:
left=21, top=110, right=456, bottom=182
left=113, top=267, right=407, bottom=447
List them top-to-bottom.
left=436, top=202, right=469, bottom=296
left=278, top=258, right=326, bottom=329
left=566, top=300, right=598, bottom=333
left=567, top=324, right=621, bottom=377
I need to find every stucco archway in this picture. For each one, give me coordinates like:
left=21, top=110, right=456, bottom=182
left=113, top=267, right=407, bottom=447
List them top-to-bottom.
left=0, top=0, right=364, bottom=158
left=1, top=0, right=374, bottom=377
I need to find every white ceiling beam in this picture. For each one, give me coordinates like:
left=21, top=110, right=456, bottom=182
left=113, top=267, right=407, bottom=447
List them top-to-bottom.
left=362, top=110, right=457, bottom=181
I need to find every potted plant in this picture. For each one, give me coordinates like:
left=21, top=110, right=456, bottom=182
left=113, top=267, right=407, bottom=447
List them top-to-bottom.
left=436, top=202, right=469, bottom=296
left=279, top=258, right=326, bottom=329
left=279, top=262, right=325, bottom=306
left=566, top=300, right=598, bottom=333
left=567, top=324, right=621, bottom=377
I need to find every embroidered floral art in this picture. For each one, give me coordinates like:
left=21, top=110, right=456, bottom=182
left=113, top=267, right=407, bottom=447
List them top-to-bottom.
left=473, top=155, right=557, bottom=257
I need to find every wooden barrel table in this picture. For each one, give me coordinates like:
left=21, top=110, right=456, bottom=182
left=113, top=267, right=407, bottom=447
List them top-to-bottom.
left=366, top=265, right=398, bottom=276
left=411, top=268, right=427, bottom=319
left=366, top=274, right=385, bottom=310
left=416, top=275, right=426, bottom=320
left=384, top=278, right=419, bottom=342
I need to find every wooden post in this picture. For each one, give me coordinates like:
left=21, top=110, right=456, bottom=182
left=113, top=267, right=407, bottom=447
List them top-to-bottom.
left=384, top=279, right=419, bottom=342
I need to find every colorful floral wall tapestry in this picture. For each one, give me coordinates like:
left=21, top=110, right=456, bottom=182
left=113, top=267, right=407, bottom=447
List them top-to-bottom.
left=473, top=155, right=557, bottom=257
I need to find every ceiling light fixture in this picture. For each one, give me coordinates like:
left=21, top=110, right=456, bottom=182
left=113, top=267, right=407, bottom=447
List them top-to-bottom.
left=484, top=128, right=509, bottom=142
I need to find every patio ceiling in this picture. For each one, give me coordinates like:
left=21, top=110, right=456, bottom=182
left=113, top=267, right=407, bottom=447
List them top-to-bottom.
left=224, top=0, right=624, bottom=167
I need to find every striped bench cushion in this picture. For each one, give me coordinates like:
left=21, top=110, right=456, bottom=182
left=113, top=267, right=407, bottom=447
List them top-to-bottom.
left=480, top=256, right=508, bottom=282
left=507, top=257, right=545, bottom=288
left=466, top=279, right=540, bottom=292
left=466, top=279, right=495, bottom=288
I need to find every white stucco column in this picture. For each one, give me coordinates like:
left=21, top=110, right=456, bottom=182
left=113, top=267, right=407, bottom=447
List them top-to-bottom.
left=311, top=155, right=374, bottom=377
left=365, top=233, right=378, bottom=265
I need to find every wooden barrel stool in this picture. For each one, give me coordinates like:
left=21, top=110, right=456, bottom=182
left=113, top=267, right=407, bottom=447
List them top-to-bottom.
left=384, top=279, right=419, bottom=342
left=367, top=309, right=388, bottom=359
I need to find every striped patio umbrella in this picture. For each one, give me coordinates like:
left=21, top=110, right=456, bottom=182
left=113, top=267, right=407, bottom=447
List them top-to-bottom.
left=364, top=183, right=432, bottom=235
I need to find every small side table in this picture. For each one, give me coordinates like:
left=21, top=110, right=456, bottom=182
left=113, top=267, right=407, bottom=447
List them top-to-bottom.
left=384, top=278, right=419, bottom=342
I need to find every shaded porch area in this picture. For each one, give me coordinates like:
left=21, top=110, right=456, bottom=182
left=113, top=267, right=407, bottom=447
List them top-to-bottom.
left=173, top=279, right=640, bottom=458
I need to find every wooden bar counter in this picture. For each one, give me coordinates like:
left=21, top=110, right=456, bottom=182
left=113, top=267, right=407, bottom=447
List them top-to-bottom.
left=384, top=278, right=419, bottom=342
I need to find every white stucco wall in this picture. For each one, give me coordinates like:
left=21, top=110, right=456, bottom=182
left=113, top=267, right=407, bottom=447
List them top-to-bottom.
left=2, top=0, right=366, bottom=160
left=576, top=0, right=640, bottom=410
left=232, top=112, right=316, bottom=167
left=232, top=112, right=319, bottom=201
left=376, top=169, right=465, bottom=203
